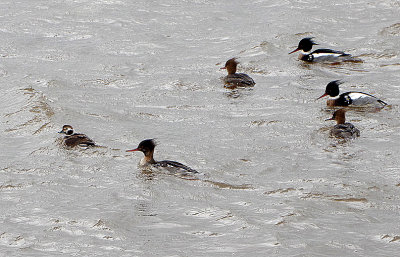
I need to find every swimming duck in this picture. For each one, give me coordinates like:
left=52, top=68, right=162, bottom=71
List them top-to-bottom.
left=289, top=37, right=359, bottom=63
left=221, top=58, right=255, bottom=88
left=317, top=80, right=387, bottom=107
left=325, top=109, right=360, bottom=139
left=58, top=125, right=95, bottom=147
left=126, top=139, right=198, bottom=174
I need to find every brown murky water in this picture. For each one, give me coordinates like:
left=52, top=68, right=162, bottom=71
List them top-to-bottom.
left=1, top=0, right=400, bottom=256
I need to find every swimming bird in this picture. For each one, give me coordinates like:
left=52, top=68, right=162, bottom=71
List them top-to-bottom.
left=289, top=37, right=358, bottom=63
left=221, top=58, right=255, bottom=88
left=317, top=80, right=387, bottom=107
left=325, top=109, right=360, bottom=139
left=58, top=125, right=95, bottom=147
left=126, top=139, right=198, bottom=174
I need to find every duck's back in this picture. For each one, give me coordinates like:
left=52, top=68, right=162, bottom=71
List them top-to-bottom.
left=302, top=49, right=359, bottom=63
left=224, top=73, right=255, bottom=87
left=337, top=92, right=387, bottom=107
left=331, top=123, right=360, bottom=139
left=64, top=133, right=95, bottom=147
left=155, top=160, right=198, bottom=174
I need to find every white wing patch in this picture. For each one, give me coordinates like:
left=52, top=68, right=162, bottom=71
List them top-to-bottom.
left=312, top=52, right=343, bottom=62
left=347, top=92, right=378, bottom=105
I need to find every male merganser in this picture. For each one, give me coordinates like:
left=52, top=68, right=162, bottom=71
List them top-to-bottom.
left=289, top=37, right=358, bottom=63
left=221, top=58, right=255, bottom=88
left=317, top=80, right=387, bottom=107
left=325, top=109, right=360, bottom=139
left=58, top=125, right=95, bottom=147
left=126, top=139, right=198, bottom=173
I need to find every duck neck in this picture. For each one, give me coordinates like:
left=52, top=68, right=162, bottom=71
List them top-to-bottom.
left=227, top=65, right=237, bottom=75
left=327, top=99, right=336, bottom=107
left=336, top=116, right=346, bottom=125
left=140, top=150, right=156, bottom=166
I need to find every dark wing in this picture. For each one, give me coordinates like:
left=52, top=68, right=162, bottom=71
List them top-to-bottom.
left=312, top=48, right=350, bottom=56
left=224, top=73, right=255, bottom=87
left=332, top=123, right=360, bottom=139
left=65, top=134, right=95, bottom=147
left=156, top=160, right=198, bottom=173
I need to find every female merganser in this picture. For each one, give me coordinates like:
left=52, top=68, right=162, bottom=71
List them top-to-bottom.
left=289, top=37, right=357, bottom=63
left=221, top=58, right=255, bottom=88
left=317, top=80, right=387, bottom=107
left=325, top=109, right=360, bottom=139
left=58, top=125, right=95, bottom=147
left=126, top=139, right=198, bottom=174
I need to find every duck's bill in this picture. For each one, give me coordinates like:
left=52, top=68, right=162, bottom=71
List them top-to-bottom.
left=289, top=48, right=300, bottom=54
left=317, top=93, right=328, bottom=100
left=126, top=148, right=139, bottom=152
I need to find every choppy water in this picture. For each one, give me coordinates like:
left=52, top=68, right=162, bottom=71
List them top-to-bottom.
left=1, top=0, right=400, bottom=256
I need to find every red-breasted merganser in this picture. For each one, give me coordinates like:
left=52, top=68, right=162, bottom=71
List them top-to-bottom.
left=289, top=37, right=359, bottom=63
left=221, top=58, right=255, bottom=88
left=317, top=80, right=387, bottom=107
left=325, top=109, right=360, bottom=139
left=58, top=125, right=95, bottom=147
left=126, top=139, right=198, bottom=173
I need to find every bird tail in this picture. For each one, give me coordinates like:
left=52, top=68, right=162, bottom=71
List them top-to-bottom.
left=378, top=99, right=388, bottom=106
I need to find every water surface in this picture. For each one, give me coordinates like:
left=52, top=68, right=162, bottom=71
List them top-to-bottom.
left=1, top=0, right=400, bottom=256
